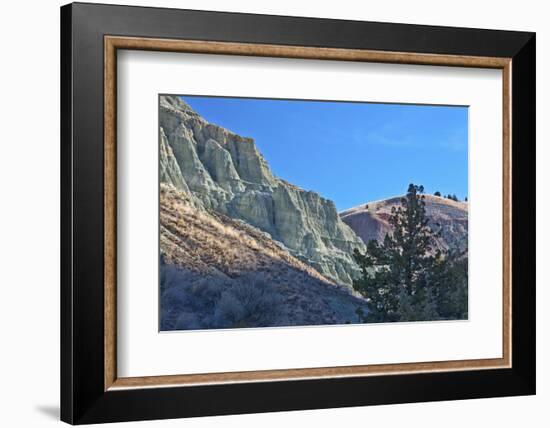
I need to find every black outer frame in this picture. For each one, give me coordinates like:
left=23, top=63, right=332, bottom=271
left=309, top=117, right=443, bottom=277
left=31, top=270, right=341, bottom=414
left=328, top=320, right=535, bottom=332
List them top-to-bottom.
left=60, top=2, right=535, bottom=424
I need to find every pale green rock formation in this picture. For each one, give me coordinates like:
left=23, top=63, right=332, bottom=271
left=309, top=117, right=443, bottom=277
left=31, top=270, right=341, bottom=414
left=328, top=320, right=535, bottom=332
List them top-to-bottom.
left=159, top=95, right=365, bottom=286
left=159, top=128, right=189, bottom=193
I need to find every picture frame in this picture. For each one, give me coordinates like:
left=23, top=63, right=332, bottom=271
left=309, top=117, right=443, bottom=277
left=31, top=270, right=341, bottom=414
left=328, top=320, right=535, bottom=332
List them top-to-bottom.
left=60, top=2, right=535, bottom=424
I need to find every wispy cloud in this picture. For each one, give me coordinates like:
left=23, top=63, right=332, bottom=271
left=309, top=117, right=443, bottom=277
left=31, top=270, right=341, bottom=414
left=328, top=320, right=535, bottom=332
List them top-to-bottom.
left=298, top=107, right=467, bottom=153
left=349, top=115, right=468, bottom=152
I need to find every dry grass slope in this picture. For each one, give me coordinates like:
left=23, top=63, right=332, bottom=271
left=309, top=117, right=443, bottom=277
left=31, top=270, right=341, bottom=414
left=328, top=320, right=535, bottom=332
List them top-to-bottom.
left=161, top=184, right=334, bottom=283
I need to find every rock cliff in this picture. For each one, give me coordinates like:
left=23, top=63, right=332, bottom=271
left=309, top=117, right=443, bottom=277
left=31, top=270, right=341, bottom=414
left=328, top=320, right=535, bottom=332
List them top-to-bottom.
left=159, top=95, right=365, bottom=286
left=340, top=194, right=468, bottom=253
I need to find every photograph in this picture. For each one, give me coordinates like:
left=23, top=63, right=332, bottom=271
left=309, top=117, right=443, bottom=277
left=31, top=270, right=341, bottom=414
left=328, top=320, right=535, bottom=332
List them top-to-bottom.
left=159, top=95, right=469, bottom=331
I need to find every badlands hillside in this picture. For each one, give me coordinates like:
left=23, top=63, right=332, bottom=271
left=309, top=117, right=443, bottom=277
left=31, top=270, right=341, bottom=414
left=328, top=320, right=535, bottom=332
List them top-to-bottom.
left=340, top=194, right=468, bottom=253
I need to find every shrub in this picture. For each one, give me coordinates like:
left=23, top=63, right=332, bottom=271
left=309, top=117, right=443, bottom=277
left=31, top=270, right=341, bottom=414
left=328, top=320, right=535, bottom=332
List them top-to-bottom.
left=160, top=263, right=183, bottom=292
left=160, top=265, right=230, bottom=329
left=159, top=266, right=285, bottom=330
left=213, top=275, right=283, bottom=328
left=174, top=312, right=201, bottom=330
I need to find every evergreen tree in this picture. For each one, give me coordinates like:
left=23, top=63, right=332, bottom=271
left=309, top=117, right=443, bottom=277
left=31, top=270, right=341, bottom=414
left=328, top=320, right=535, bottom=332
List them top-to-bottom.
left=353, top=183, right=468, bottom=323
left=352, top=184, right=441, bottom=322
left=434, top=191, right=441, bottom=197
left=430, top=249, right=468, bottom=319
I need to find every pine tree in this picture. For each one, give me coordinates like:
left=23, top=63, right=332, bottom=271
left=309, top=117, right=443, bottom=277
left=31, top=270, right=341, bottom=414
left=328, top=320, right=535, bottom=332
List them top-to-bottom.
left=352, top=184, right=441, bottom=322
left=431, top=249, right=468, bottom=319
left=421, top=285, right=440, bottom=320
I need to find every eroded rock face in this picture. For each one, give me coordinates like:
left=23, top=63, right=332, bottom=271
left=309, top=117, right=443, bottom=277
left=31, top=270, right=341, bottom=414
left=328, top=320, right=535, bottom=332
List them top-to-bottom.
left=159, top=95, right=365, bottom=285
left=159, top=128, right=188, bottom=193
left=340, top=194, right=468, bottom=253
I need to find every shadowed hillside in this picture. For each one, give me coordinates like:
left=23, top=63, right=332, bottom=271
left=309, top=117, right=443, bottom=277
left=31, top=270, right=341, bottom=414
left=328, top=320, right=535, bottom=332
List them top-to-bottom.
left=160, top=184, right=368, bottom=330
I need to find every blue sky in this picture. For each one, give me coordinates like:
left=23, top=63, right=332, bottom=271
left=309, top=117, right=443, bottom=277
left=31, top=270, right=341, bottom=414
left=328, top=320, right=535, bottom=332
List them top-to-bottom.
left=180, top=95, right=468, bottom=211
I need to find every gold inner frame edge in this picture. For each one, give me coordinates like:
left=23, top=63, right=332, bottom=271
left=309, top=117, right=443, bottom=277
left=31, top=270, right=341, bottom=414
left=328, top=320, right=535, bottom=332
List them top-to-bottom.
left=104, top=36, right=512, bottom=391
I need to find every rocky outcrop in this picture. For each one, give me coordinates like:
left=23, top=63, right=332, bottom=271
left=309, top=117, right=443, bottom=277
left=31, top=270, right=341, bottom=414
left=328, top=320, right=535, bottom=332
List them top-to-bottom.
left=159, top=95, right=365, bottom=285
left=340, top=194, right=468, bottom=253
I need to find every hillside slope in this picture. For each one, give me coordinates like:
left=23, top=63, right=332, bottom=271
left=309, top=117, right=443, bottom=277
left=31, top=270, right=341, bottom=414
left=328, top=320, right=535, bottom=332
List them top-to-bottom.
left=159, top=95, right=365, bottom=286
left=160, top=184, right=368, bottom=330
left=340, top=194, right=468, bottom=253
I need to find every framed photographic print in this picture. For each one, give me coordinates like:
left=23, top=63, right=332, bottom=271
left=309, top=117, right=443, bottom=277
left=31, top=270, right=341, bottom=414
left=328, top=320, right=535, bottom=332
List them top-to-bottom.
left=60, top=2, right=536, bottom=424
